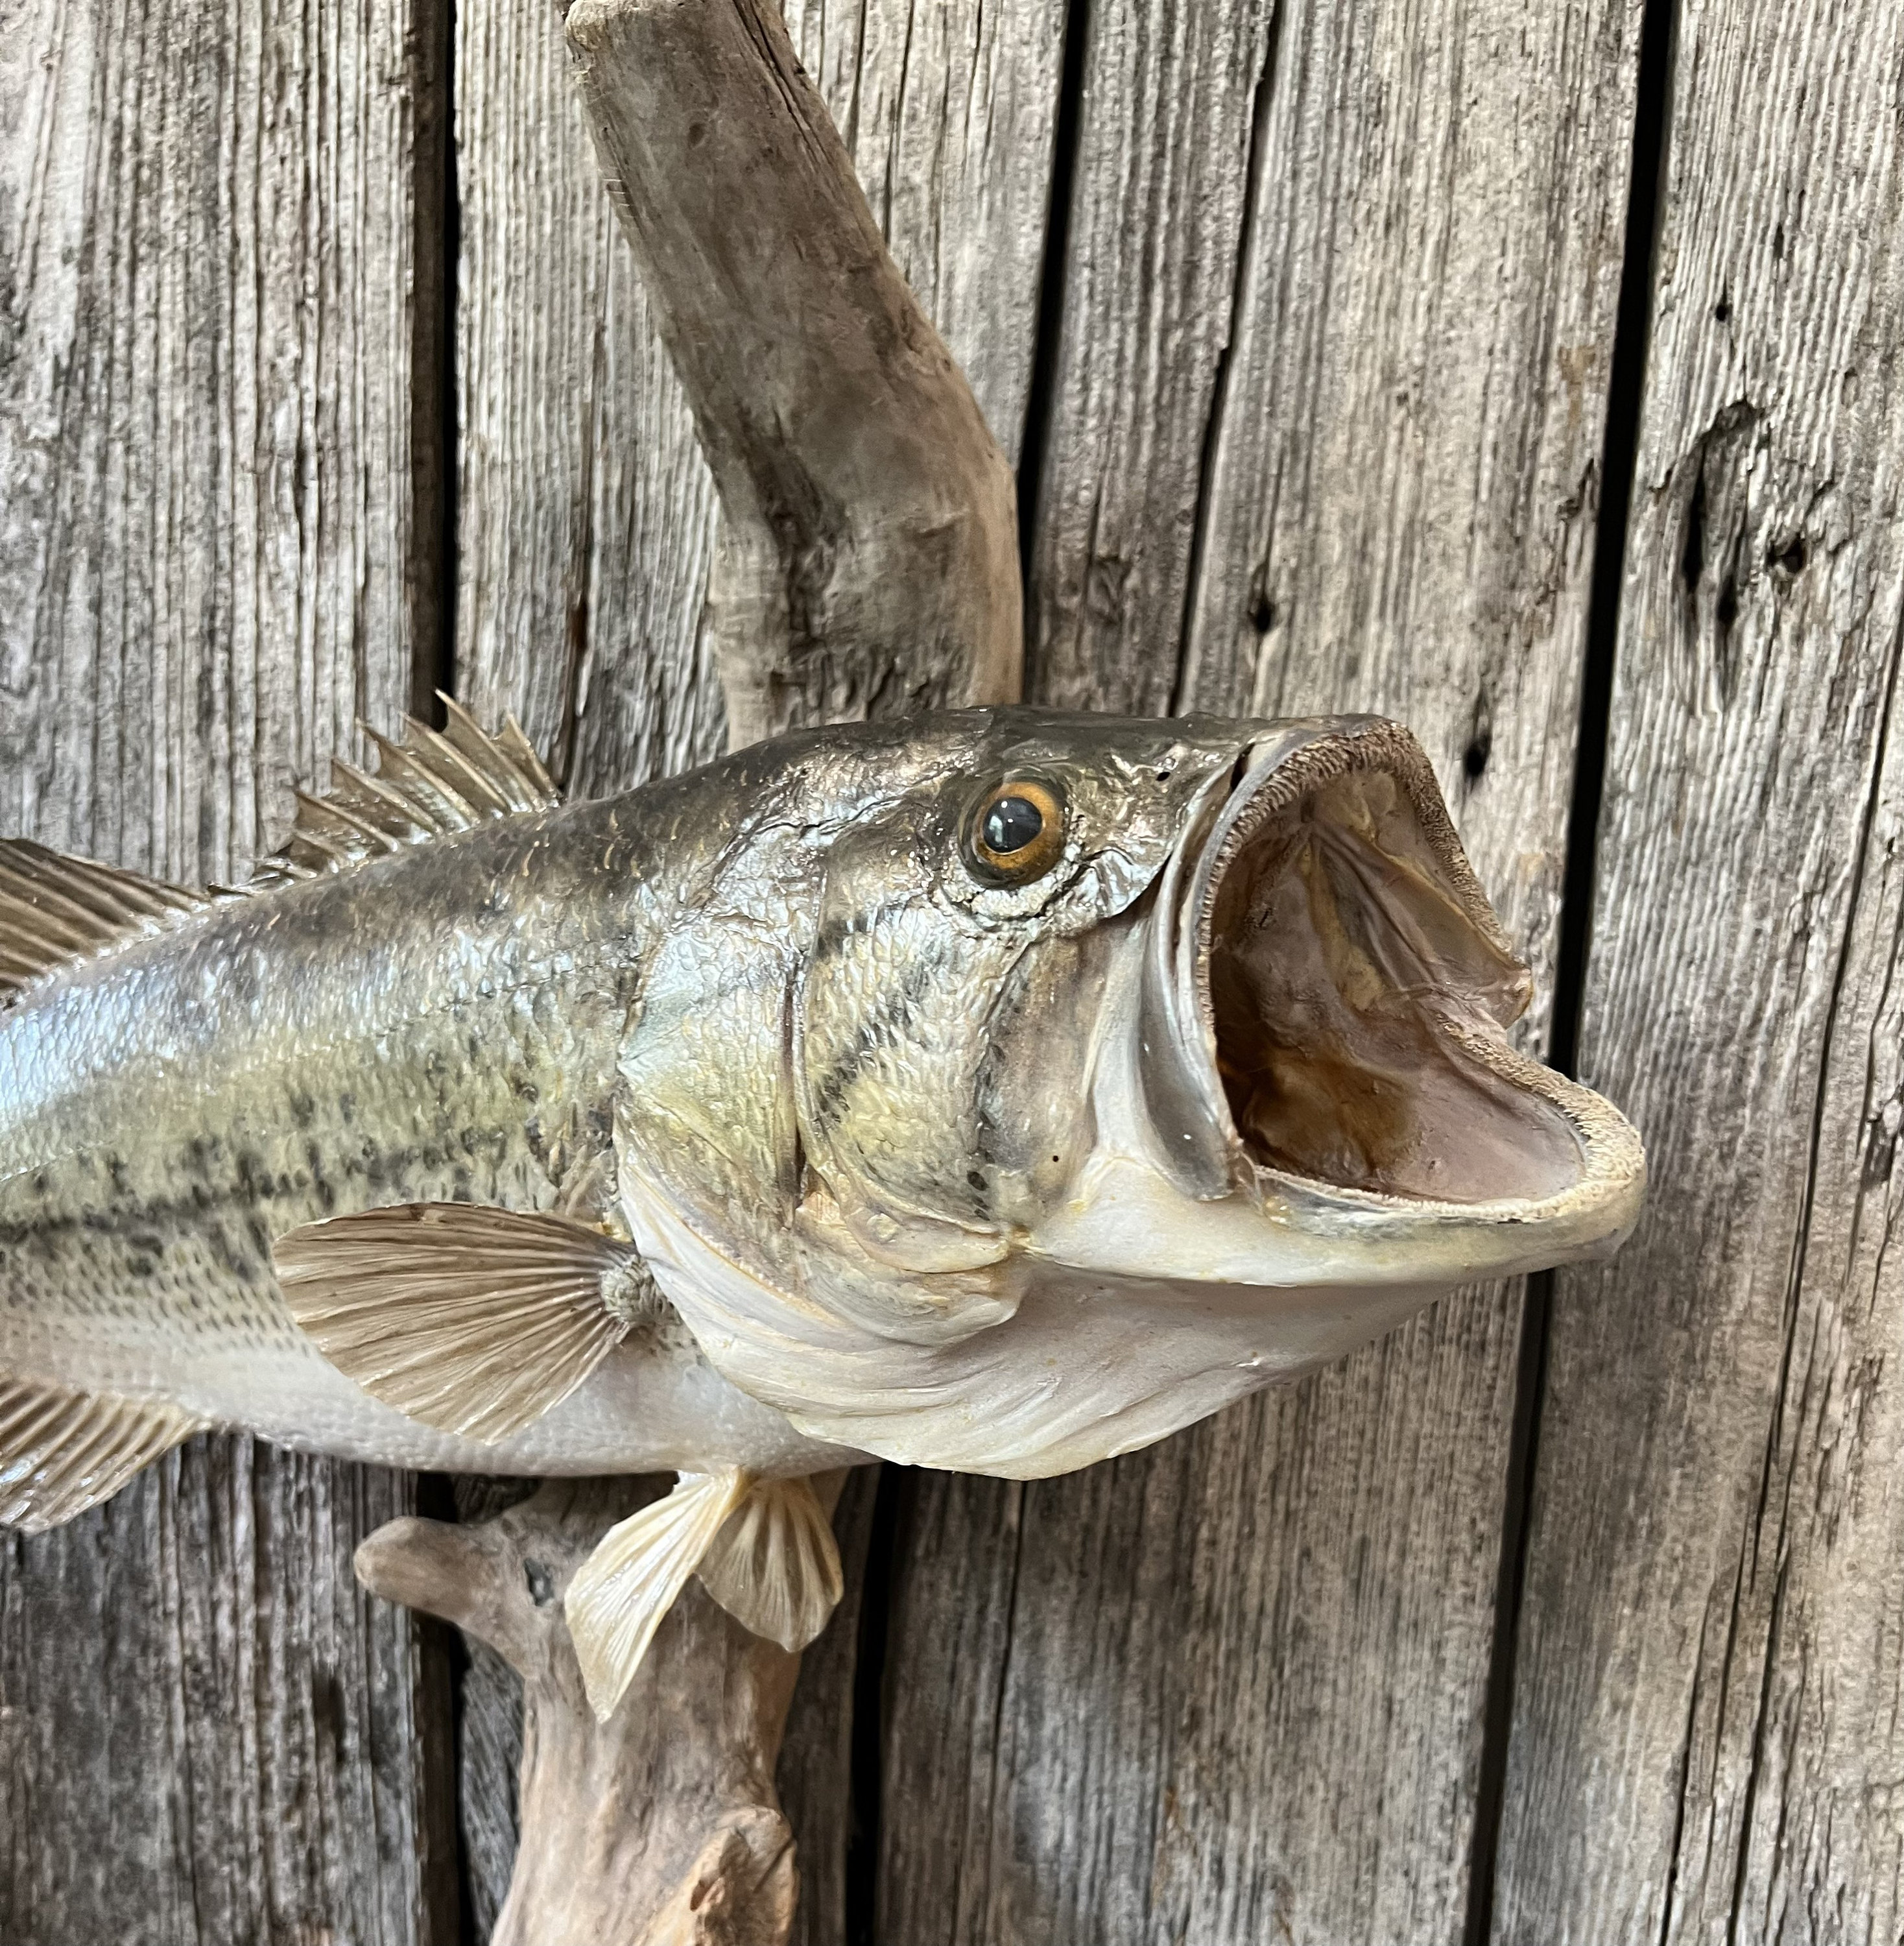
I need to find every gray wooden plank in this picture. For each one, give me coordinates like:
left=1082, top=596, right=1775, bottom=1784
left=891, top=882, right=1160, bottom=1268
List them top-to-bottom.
left=0, top=0, right=454, bottom=1934
left=451, top=0, right=724, bottom=793
left=881, top=0, right=1645, bottom=1937
left=1027, top=0, right=1278, bottom=715
left=447, top=1, right=1064, bottom=1932
left=1492, top=5, right=1904, bottom=1940
left=885, top=1310, right=1525, bottom=1945
left=1, top=1447, right=448, bottom=1946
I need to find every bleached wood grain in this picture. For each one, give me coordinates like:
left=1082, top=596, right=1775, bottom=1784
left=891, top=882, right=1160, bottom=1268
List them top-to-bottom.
left=0, top=0, right=453, bottom=1936
left=882, top=0, right=1643, bottom=1937
left=1027, top=0, right=1278, bottom=717
left=1492, top=5, right=1904, bottom=1940
left=1, top=1447, right=452, bottom=1945
left=773, top=1466, right=881, bottom=1946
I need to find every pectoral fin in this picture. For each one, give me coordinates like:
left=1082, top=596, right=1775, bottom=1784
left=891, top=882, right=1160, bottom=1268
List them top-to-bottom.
left=275, top=1202, right=657, bottom=1444
left=0, top=1376, right=205, bottom=1533
left=565, top=1468, right=756, bottom=1720
left=696, top=1475, right=844, bottom=1652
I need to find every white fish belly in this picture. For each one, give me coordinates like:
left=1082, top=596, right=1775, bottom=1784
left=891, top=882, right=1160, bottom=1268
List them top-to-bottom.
left=4, top=1305, right=858, bottom=1478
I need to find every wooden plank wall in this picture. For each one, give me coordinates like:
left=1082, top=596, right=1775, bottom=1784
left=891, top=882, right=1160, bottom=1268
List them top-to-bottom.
left=5, top=0, right=1903, bottom=1940
left=877, top=5, right=1641, bottom=1941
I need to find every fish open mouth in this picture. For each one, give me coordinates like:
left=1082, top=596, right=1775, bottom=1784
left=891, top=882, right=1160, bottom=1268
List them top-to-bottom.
left=1143, top=719, right=1641, bottom=1235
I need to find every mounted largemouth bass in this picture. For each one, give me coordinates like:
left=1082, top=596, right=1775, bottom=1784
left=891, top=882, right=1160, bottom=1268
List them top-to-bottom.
left=0, top=704, right=1643, bottom=1713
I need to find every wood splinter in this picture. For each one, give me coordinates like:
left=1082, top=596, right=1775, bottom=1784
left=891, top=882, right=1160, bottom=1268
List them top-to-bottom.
left=363, top=0, right=1023, bottom=1938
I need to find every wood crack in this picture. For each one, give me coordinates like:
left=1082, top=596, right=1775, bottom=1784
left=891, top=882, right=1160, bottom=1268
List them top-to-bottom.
left=1012, top=0, right=1091, bottom=682
left=1169, top=0, right=1281, bottom=718
left=1465, top=0, right=1680, bottom=1935
left=979, top=1479, right=1029, bottom=1939
left=1724, top=1556, right=1792, bottom=1946
left=1656, top=1601, right=1711, bottom=1946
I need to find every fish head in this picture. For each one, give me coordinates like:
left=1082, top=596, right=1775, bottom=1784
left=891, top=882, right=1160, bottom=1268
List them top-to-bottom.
left=617, top=709, right=1644, bottom=1474
left=783, top=709, right=1642, bottom=1286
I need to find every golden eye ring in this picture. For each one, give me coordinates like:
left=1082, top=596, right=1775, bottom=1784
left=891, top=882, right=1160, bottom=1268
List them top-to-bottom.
left=970, top=778, right=1066, bottom=882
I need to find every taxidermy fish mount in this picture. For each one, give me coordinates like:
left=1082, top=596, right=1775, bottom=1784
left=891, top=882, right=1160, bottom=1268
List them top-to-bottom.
left=0, top=1, right=1645, bottom=1940
left=0, top=702, right=1641, bottom=1611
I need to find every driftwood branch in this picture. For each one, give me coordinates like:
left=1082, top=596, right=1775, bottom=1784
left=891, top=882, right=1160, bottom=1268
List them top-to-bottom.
left=562, top=0, right=1024, bottom=742
left=361, top=1478, right=825, bottom=1945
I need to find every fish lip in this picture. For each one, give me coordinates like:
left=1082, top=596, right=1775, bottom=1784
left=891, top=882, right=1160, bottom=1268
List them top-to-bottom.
left=1137, top=717, right=1645, bottom=1251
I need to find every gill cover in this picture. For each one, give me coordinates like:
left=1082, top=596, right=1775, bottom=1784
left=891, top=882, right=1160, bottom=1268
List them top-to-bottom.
left=615, top=712, right=1242, bottom=1322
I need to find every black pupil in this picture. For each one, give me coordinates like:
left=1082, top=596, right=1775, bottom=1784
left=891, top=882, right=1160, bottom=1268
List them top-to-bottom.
left=982, top=794, right=1045, bottom=856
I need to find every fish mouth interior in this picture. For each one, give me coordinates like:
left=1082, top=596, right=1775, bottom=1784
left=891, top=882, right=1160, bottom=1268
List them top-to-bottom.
left=1198, top=739, right=1583, bottom=1207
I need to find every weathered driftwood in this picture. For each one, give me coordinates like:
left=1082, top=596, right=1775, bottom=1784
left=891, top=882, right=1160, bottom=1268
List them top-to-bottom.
left=449, top=0, right=1063, bottom=797
left=564, top=0, right=1022, bottom=745
left=361, top=2, right=1023, bottom=1940
left=361, top=1480, right=827, bottom=1946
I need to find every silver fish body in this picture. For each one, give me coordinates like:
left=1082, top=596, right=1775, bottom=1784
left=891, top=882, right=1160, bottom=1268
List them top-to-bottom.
left=0, top=707, right=1645, bottom=1504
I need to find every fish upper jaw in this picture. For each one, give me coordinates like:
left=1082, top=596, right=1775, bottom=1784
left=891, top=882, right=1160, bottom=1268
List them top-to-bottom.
left=1029, top=716, right=1647, bottom=1293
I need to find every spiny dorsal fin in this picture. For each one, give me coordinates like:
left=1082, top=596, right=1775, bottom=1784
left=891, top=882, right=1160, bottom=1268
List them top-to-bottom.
left=249, top=696, right=560, bottom=889
left=0, top=704, right=557, bottom=1002
left=0, top=841, right=216, bottom=1004
left=274, top=1201, right=656, bottom=1445
left=0, top=1376, right=206, bottom=1533
left=565, top=1469, right=756, bottom=1720
left=696, top=1474, right=844, bottom=1653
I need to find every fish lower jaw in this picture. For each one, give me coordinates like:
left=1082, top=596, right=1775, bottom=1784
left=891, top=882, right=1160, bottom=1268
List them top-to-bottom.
left=1027, top=1135, right=1644, bottom=1293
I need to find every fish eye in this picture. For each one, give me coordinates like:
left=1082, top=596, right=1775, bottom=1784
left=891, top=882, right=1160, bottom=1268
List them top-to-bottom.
left=970, top=778, right=1066, bottom=882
